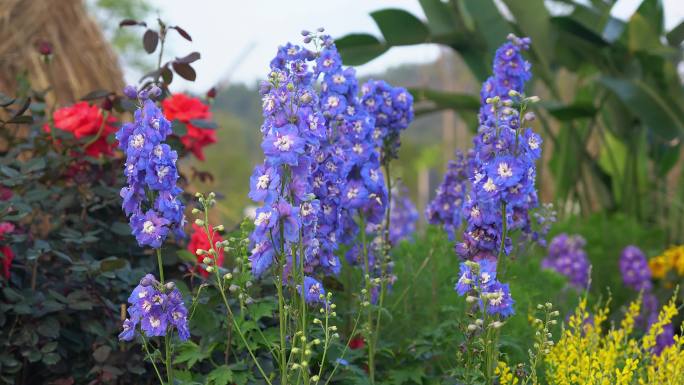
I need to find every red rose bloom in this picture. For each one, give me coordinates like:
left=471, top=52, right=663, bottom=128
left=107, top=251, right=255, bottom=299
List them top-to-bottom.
left=162, top=93, right=217, bottom=160
left=46, top=102, right=118, bottom=157
left=0, top=222, right=15, bottom=280
left=187, top=223, right=224, bottom=277
left=349, top=336, right=365, bottom=350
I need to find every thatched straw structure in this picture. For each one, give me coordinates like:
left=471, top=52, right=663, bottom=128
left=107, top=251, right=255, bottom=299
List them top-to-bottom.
left=0, top=0, right=124, bottom=106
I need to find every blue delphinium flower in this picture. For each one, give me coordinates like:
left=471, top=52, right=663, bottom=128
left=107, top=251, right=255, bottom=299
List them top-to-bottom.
left=455, top=34, right=539, bottom=262
left=249, top=41, right=322, bottom=279
left=359, top=79, right=414, bottom=163
left=116, top=88, right=185, bottom=248
left=425, top=150, right=470, bottom=239
left=389, top=181, right=418, bottom=244
left=541, top=233, right=591, bottom=289
left=454, top=260, right=514, bottom=317
left=119, top=274, right=189, bottom=341
left=300, top=275, right=326, bottom=305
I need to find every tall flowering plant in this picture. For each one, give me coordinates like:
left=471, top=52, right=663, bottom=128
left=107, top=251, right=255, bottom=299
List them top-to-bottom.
left=425, top=34, right=545, bottom=383
left=116, top=86, right=189, bottom=385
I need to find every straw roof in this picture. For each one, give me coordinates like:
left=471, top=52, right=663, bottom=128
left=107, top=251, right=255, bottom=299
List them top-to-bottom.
left=0, top=0, right=124, bottom=106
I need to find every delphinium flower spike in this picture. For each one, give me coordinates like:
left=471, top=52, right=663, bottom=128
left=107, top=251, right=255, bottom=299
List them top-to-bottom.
left=116, top=86, right=186, bottom=249
left=425, top=150, right=471, bottom=239
left=389, top=180, right=418, bottom=244
left=542, top=233, right=591, bottom=289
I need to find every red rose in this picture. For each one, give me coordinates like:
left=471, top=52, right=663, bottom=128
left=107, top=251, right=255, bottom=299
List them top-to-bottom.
left=162, top=93, right=217, bottom=160
left=45, top=102, right=118, bottom=157
left=0, top=222, right=15, bottom=280
left=187, top=223, right=224, bottom=277
left=0, top=245, right=13, bottom=280
left=349, top=336, right=365, bottom=350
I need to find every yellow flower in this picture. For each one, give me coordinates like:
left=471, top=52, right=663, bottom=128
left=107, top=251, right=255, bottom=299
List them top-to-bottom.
left=648, top=255, right=669, bottom=279
left=543, top=294, right=684, bottom=385
left=496, top=361, right=519, bottom=385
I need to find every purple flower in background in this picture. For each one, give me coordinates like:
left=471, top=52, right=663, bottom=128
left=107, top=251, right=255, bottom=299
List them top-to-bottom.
left=359, top=79, right=414, bottom=163
left=117, top=90, right=185, bottom=248
left=425, top=151, right=470, bottom=239
left=389, top=181, right=418, bottom=244
left=541, top=233, right=591, bottom=289
left=619, top=245, right=652, bottom=291
left=119, top=274, right=189, bottom=342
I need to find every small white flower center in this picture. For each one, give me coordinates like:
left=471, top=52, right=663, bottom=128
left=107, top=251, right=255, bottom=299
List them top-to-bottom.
left=131, top=134, right=145, bottom=149
left=274, top=135, right=293, bottom=151
left=497, top=162, right=513, bottom=178
left=257, top=174, right=270, bottom=189
left=483, top=178, right=497, bottom=192
left=143, top=220, right=156, bottom=234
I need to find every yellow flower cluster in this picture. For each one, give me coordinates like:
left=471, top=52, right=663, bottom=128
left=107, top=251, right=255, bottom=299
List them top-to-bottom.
left=648, top=245, right=684, bottom=279
left=542, top=296, right=683, bottom=385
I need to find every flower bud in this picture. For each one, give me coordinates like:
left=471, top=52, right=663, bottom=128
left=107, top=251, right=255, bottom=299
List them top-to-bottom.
left=123, top=85, right=138, bottom=99
left=195, top=219, right=204, bottom=226
left=202, top=257, right=213, bottom=265
left=206, top=266, right=214, bottom=273
left=223, top=273, right=232, bottom=280
left=165, top=282, right=175, bottom=290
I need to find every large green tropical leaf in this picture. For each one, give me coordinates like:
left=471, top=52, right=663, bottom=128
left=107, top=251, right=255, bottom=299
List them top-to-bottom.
left=418, top=0, right=459, bottom=36
left=461, top=0, right=511, bottom=57
left=370, top=9, right=430, bottom=46
left=335, top=34, right=388, bottom=66
left=599, top=76, right=684, bottom=140
left=408, top=88, right=480, bottom=115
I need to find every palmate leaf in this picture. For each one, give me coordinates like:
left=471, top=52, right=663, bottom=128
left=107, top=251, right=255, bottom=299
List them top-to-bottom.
left=599, top=76, right=684, bottom=140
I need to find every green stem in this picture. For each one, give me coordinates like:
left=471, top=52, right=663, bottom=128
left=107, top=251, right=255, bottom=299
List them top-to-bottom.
left=200, top=202, right=273, bottom=385
left=497, top=202, right=508, bottom=271
left=359, top=214, right=375, bottom=384
left=155, top=248, right=165, bottom=284
left=276, top=273, right=288, bottom=385
left=165, top=334, right=173, bottom=385
left=141, top=335, right=165, bottom=385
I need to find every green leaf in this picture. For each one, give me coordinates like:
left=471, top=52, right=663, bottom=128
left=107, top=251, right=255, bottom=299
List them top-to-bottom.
left=418, top=0, right=458, bottom=36
left=462, top=0, right=511, bottom=55
left=503, top=0, right=553, bottom=77
left=370, top=9, right=429, bottom=46
left=627, top=13, right=662, bottom=54
left=666, top=20, right=684, bottom=46
left=335, top=34, right=388, bottom=66
left=599, top=76, right=684, bottom=140
left=407, top=88, right=480, bottom=115
left=544, top=102, right=597, bottom=121
left=172, top=120, right=188, bottom=136
left=176, top=249, right=197, bottom=263
left=100, top=257, right=126, bottom=272
left=37, top=317, right=60, bottom=338
left=173, top=341, right=209, bottom=368
left=42, top=352, right=60, bottom=365
left=207, top=365, right=233, bottom=385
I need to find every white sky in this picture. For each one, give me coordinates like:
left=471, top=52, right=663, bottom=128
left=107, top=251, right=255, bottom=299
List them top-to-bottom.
left=132, top=0, right=684, bottom=93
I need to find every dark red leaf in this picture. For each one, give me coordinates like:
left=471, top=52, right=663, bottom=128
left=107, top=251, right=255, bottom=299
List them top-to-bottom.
left=119, top=19, right=140, bottom=27
left=171, top=26, right=192, bottom=41
left=143, top=29, right=159, bottom=54
left=175, top=52, right=201, bottom=64
left=172, top=62, right=196, bottom=81
left=161, top=66, right=174, bottom=85
left=80, top=90, right=112, bottom=101
left=12, top=98, right=31, bottom=118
